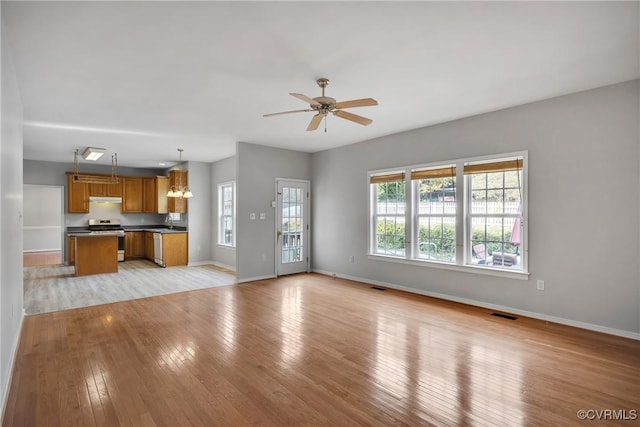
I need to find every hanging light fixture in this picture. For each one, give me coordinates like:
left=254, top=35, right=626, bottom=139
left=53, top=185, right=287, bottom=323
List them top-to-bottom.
left=166, top=148, right=193, bottom=198
left=72, top=149, right=119, bottom=183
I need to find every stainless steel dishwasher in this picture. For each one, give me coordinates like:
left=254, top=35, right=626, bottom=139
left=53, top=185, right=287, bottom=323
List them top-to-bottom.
left=153, top=233, right=164, bottom=267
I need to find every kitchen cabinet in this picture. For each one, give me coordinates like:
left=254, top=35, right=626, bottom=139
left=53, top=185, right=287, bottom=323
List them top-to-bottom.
left=168, top=170, right=188, bottom=214
left=66, top=173, right=89, bottom=213
left=143, top=177, right=169, bottom=214
left=122, top=178, right=143, bottom=213
left=90, top=181, right=123, bottom=197
left=125, top=231, right=145, bottom=259
left=144, top=232, right=155, bottom=261
left=159, top=232, right=188, bottom=267
left=74, top=235, right=118, bottom=276
left=68, top=236, right=75, bottom=265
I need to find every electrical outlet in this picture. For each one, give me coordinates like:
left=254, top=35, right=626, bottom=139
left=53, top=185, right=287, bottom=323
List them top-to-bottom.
left=349, top=255, right=355, bottom=263
left=537, top=280, right=545, bottom=291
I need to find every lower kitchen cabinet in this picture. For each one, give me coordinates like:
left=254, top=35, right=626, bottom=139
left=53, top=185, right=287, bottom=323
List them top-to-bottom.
left=125, top=231, right=145, bottom=259
left=144, top=232, right=154, bottom=261
left=161, top=233, right=188, bottom=267
left=68, top=236, right=75, bottom=265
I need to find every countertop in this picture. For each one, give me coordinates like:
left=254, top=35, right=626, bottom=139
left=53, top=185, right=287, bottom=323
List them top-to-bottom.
left=67, top=225, right=187, bottom=236
left=68, top=231, right=122, bottom=237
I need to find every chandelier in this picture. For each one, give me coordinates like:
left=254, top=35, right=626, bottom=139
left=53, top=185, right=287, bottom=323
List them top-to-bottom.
left=167, top=149, right=193, bottom=198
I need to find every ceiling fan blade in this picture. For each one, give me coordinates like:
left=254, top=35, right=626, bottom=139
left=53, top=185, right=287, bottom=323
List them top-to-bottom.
left=290, top=93, right=322, bottom=107
left=333, top=98, right=378, bottom=109
left=263, top=109, right=313, bottom=117
left=333, top=110, right=373, bottom=126
left=306, top=114, right=323, bottom=131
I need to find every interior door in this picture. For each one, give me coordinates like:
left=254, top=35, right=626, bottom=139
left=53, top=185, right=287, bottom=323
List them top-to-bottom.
left=276, top=179, right=309, bottom=276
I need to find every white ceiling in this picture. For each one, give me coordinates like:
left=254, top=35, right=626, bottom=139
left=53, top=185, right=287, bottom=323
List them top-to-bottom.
left=3, top=1, right=639, bottom=168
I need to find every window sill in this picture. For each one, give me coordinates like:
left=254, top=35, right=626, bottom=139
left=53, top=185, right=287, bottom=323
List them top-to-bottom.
left=217, top=244, right=235, bottom=249
left=367, top=254, right=529, bottom=281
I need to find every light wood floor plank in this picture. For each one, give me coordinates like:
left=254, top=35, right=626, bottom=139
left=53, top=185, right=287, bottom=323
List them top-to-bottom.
left=24, top=260, right=236, bottom=314
left=4, top=273, right=639, bottom=426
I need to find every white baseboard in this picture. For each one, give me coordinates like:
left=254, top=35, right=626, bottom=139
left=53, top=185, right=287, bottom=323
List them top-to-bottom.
left=188, top=260, right=236, bottom=273
left=188, top=260, right=214, bottom=267
left=210, top=261, right=236, bottom=272
left=312, top=269, right=640, bottom=341
left=237, top=274, right=276, bottom=284
left=1, top=312, right=24, bottom=424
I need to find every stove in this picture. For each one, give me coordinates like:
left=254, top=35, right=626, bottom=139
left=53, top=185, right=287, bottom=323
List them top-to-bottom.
left=88, top=219, right=125, bottom=261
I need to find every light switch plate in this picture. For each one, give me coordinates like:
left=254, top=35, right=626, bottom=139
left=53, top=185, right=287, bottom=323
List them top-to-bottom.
left=249, top=213, right=256, bottom=220
left=259, top=213, right=266, bottom=220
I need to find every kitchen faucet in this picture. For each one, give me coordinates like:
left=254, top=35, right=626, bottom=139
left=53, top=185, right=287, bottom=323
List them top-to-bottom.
left=166, top=215, right=174, bottom=230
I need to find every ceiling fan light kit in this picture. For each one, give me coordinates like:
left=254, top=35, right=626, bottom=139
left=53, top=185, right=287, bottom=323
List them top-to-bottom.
left=264, top=78, right=378, bottom=132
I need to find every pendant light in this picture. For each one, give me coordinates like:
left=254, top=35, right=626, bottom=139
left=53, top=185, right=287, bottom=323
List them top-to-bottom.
left=166, top=148, right=193, bottom=198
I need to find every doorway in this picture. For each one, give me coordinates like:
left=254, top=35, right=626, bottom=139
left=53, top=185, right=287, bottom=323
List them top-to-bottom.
left=276, top=179, right=310, bottom=276
left=23, top=185, right=63, bottom=266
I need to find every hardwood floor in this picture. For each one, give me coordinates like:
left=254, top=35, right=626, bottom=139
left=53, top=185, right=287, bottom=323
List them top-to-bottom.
left=23, top=250, right=61, bottom=267
left=4, top=274, right=639, bottom=426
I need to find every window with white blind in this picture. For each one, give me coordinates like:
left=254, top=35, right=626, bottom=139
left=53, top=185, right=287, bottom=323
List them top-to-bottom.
left=369, top=153, right=527, bottom=277
left=218, top=182, right=235, bottom=247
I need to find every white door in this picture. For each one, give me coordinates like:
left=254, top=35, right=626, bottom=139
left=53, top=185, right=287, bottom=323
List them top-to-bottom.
left=276, top=179, right=309, bottom=276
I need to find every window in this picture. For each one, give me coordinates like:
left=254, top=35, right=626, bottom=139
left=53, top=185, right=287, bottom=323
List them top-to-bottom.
left=369, top=153, right=527, bottom=276
left=466, top=160, right=523, bottom=269
left=413, top=166, right=457, bottom=262
left=370, top=172, right=406, bottom=256
left=218, top=182, right=235, bottom=246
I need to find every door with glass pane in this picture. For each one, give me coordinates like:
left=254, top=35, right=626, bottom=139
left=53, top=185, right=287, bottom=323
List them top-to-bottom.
left=276, top=180, right=309, bottom=276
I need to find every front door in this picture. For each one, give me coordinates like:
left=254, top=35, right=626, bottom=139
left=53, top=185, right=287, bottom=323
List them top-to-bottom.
left=276, top=179, right=309, bottom=276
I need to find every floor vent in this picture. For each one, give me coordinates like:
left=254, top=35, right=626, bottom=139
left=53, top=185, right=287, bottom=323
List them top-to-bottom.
left=371, top=286, right=386, bottom=291
left=491, top=312, right=517, bottom=320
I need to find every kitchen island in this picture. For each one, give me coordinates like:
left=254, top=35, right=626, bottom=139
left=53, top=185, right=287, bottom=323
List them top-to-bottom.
left=69, top=233, right=119, bottom=276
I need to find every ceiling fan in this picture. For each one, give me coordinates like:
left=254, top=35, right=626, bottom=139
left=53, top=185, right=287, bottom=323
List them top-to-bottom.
left=263, top=78, right=378, bottom=131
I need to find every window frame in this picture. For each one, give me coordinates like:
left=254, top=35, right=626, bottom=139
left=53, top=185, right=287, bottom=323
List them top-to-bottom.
left=368, top=152, right=529, bottom=280
left=412, top=165, right=458, bottom=264
left=369, top=171, right=407, bottom=257
left=217, top=181, right=236, bottom=247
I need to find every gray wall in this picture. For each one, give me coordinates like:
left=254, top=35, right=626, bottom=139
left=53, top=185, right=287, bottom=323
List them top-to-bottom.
left=0, top=16, right=24, bottom=408
left=311, top=80, right=640, bottom=336
left=236, top=142, right=311, bottom=282
left=211, top=156, right=236, bottom=269
left=24, top=160, right=169, bottom=227
left=185, top=161, right=211, bottom=264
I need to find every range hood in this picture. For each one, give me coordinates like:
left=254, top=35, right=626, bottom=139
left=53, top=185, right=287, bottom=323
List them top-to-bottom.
left=89, top=196, right=122, bottom=203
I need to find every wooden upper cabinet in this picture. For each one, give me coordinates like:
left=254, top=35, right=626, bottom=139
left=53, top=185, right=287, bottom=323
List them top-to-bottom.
left=168, top=170, right=188, bottom=214
left=66, top=173, right=89, bottom=213
left=87, top=177, right=122, bottom=197
left=122, top=177, right=143, bottom=213
left=143, top=177, right=169, bottom=214
left=142, top=178, right=155, bottom=213
left=106, top=181, right=123, bottom=197
left=89, top=183, right=106, bottom=197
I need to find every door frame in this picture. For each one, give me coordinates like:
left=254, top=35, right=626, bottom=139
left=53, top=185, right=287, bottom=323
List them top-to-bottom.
left=274, top=178, right=310, bottom=277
